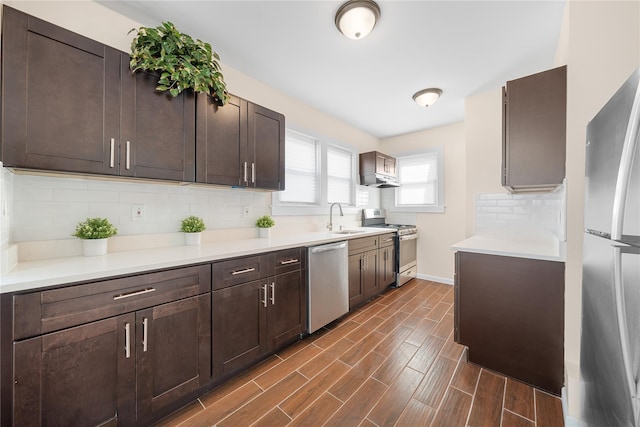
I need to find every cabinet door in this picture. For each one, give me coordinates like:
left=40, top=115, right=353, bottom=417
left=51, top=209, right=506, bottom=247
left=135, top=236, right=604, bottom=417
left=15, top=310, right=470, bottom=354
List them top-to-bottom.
left=1, top=6, right=120, bottom=175
left=121, top=58, right=196, bottom=182
left=502, top=66, right=566, bottom=190
left=195, top=94, right=246, bottom=186
left=247, top=102, right=285, bottom=190
left=377, top=245, right=396, bottom=289
left=363, top=250, right=379, bottom=300
left=348, top=253, right=364, bottom=309
left=268, top=270, right=304, bottom=351
left=212, top=279, right=268, bottom=378
left=136, top=294, right=211, bottom=420
left=13, top=314, right=135, bottom=427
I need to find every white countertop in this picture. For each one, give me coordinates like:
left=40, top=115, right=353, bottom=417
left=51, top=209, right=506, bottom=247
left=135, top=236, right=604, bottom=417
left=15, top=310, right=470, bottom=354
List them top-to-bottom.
left=1, top=228, right=393, bottom=294
left=451, top=232, right=565, bottom=262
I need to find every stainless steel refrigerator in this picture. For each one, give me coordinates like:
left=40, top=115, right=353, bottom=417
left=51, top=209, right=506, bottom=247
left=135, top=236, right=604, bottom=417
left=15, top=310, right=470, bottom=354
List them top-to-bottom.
left=581, top=67, right=640, bottom=426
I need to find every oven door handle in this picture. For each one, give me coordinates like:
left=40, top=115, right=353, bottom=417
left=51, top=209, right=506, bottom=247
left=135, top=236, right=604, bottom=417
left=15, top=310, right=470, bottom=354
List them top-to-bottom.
left=399, top=233, right=418, bottom=241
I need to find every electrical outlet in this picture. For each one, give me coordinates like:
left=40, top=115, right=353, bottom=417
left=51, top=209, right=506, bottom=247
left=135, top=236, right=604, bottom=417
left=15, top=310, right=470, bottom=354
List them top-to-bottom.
left=132, top=204, right=146, bottom=222
left=243, top=206, right=251, bottom=218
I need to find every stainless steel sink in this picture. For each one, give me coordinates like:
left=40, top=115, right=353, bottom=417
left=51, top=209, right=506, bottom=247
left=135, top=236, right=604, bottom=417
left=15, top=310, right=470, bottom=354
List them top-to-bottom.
left=333, top=230, right=366, bottom=235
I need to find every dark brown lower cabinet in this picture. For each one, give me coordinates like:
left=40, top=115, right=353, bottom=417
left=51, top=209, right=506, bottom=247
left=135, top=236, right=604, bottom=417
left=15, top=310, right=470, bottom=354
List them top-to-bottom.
left=377, top=242, right=396, bottom=290
left=348, top=251, right=378, bottom=308
left=454, top=251, right=564, bottom=395
left=12, top=293, right=211, bottom=426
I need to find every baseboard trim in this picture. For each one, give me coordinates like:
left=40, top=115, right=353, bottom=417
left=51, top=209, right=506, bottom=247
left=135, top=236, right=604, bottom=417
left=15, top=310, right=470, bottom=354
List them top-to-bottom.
left=416, top=273, right=453, bottom=285
left=561, top=386, right=580, bottom=427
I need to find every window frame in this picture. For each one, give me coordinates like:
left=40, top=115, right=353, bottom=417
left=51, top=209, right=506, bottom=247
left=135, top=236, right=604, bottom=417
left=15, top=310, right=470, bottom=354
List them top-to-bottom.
left=390, top=147, right=445, bottom=213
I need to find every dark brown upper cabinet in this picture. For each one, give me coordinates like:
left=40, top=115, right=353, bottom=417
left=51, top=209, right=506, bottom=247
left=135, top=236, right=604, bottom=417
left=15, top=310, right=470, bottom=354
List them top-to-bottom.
left=1, top=6, right=195, bottom=181
left=502, top=65, right=567, bottom=193
left=196, top=94, right=285, bottom=190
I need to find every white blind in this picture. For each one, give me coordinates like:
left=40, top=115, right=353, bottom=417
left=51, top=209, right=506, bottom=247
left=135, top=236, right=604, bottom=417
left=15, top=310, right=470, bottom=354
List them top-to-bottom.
left=279, top=131, right=319, bottom=204
left=327, top=145, right=353, bottom=204
left=397, top=152, right=438, bottom=206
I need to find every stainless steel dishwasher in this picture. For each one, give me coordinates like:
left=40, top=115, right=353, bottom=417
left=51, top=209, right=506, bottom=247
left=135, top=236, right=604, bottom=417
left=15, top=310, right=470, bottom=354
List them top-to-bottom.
left=307, top=241, right=349, bottom=333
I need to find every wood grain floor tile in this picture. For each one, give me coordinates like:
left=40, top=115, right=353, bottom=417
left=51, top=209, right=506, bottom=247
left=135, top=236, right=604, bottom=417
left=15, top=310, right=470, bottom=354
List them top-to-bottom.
left=441, top=287, right=454, bottom=304
left=377, top=299, right=411, bottom=319
left=350, top=302, right=386, bottom=323
left=426, top=302, right=451, bottom=322
left=401, top=305, right=432, bottom=329
left=376, top=310, right=410, bottom=334
left=431, top=313, right=454, bottom=340
left=344, top=315, right=386, bottom=342
left=405, top=317, right=438, bottom=347
left=313, top=320, right=360, bottom=349
left=374, top=325, right=413, bottom=356
left=338, top=330, right=386, bottom=366
left=440, top=333, right=465, bottom=361
left=407, top=334, right=446, bottom=373
left=297, top=339, right=353, bottom=379
left=372, top=341, right=419, bottom=386
left=254, top=344, right=323, bottom=389
left=329, top=350, right=387, bottom=402
left=412, top=356, right=458, bottom=408
left=280, top=360, right=350, bottom=418
left=450, top=361, right=481, bottom=395
left=368, top=366, right=424, bottom=426
left=467, top=369, right=506, bottom=427
left=217, top=372, right=307, bottom=427
left=324, top=378, right=388, bottom=427
left=505, top=378, right=535, bottom=421
left=182, top=381, right=263, bottom=427
left=430, top=387, right=473, bottom=427
left=535, top=389, right=564, bottom=427
left=287, top=393, right=343, bottom=427
left=394, top=398, right=436, bottom=427
left=153, top=400, right=203, bottom=427
left=253, top=407, right=291, bottom=426
left=502, top=410, right=535, bottom=427
left=359, top=419, right=378, bottom=427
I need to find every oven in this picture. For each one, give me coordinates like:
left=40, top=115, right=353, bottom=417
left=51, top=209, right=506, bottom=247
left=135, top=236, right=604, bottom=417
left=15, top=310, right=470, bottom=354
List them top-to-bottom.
left=362, top=209, right=418, bottom=287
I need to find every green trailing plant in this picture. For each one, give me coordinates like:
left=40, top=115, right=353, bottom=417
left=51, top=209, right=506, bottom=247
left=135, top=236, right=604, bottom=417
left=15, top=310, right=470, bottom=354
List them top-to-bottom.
left=129, top=21, right=229, bottom=105
left=181, top=215, right=206, bottom=233
left=256, top=215, right=275, bottom=228
left=72, top=218, right=118, bottom=240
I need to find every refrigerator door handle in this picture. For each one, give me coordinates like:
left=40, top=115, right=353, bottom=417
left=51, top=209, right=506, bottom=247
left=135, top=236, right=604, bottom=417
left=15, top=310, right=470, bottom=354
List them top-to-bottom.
left=612, top=82, right=640, bottom=242
left=613, top=245, right=638, bottom=424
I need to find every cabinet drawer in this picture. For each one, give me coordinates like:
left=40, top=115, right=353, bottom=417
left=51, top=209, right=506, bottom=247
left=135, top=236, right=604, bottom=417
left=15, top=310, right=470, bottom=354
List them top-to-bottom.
left=379, top=233, right=396, bottom=248
left=348, top=236, right=378, bottom=255
left=273, top=248, right=305, bottom=275
left=213, top=254, right=270, bottom=290
left=13, top=264, right=211, bottom=340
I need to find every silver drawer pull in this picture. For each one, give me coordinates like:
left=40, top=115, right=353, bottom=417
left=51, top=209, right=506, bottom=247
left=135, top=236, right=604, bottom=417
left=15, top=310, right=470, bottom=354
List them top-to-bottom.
left=109, top=138, right=115, bottom=168
left=125, top=140, right=131, bottom=170
left=280, top=259, right=299, bottom=265
left=232, top=267, right=256, bottom=276
left=270, top=282, right=275, bottom=305
left=261, top=284, right=268, bottom=307
left=113, top=287, right=156, bottom=300
left=142, top=317, right=148, bottom=352
left=124, top=322, right=131, bottom=359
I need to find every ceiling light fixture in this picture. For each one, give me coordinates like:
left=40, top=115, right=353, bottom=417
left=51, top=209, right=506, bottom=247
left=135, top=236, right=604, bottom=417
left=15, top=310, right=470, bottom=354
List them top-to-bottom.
left=335, top=0, right=381, bottom=40
left=412, top=88, right=443, bottom=107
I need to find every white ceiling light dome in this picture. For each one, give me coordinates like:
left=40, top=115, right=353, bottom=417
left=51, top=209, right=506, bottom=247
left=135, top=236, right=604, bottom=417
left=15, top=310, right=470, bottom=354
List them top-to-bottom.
left=335, top=0, right=381, bottom=40
left=412, top=88, right=443, bottom=107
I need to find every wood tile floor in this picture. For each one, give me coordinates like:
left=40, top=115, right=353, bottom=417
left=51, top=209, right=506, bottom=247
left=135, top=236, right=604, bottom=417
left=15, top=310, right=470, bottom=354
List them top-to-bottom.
left=155, top=279, right=564, bottom=427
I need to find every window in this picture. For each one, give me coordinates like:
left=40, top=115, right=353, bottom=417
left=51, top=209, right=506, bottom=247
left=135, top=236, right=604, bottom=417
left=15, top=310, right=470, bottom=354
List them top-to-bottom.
left=273, top=129, right=356, bottom=215
left=394, top=148, right=444, bottom=212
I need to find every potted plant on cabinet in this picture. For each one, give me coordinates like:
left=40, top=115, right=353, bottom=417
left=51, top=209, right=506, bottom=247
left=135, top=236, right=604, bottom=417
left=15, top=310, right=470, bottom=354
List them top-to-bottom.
left=129, top=21, right=229, bottom=105
left=181, top=215, right=206, bottom=246
left=256, top=215, right=275, bottom=238
left=72, top=217, right=118, bottom=256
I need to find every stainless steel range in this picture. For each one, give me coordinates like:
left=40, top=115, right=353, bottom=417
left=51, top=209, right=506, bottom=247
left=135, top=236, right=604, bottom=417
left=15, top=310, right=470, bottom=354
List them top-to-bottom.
left=362, top=209, right=418, bottom=287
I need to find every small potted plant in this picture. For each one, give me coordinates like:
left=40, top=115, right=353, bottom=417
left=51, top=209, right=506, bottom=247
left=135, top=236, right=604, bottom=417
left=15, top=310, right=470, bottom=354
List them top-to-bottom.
left=181, top=215, right=206, bottom=246
left=256, top=215, right=275, bottom=238
left=72, top=217, right=118, bottom=256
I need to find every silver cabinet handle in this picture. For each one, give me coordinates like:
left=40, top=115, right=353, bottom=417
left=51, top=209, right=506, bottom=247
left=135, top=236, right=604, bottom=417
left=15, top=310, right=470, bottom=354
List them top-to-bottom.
left=109, top=138, right=115, bottom=168
left=125, top=141, right=131, bottom=170
left=243, top=161, right=248, bottom=183
left=251, top=163, right=256, bottom=184
left=280, top=259, right=299, bottom=265
left=231, top=267, right=256, bottom=276
left=270, top=282, right=275, bottom=305
left=261, top=284, right=268, bottom=308
left=113, top=287, right=156, bottom=300
left=142, top=317, right=148, bottom=352
left=124, top=322, right=131, bottom=359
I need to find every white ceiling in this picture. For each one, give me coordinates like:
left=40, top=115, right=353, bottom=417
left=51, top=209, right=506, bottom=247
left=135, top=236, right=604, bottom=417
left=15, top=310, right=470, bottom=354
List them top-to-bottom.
left=99, top=0, right=566, bottom=139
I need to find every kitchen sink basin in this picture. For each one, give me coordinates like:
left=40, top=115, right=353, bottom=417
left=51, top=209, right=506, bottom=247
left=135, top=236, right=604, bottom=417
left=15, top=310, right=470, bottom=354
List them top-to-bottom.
left=333, top=230, right=366, bottom=235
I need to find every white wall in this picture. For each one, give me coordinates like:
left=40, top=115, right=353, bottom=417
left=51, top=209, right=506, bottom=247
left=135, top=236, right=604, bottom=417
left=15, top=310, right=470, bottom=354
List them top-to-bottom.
left=557, top=0, right=640, bottom=421
left=379, top=122, right=466, bottom=283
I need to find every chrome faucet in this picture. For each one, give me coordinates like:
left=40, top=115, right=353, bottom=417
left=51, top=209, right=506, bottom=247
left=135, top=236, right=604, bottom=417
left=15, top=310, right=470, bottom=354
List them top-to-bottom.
left=327, top=202, right=344, bottom=232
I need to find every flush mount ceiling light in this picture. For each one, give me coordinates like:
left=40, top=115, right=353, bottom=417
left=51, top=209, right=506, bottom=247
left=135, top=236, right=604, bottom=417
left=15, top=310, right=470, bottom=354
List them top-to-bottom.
left=335, top=0, right=381, bottom=40
left=412, top=88, right=443, bottom=107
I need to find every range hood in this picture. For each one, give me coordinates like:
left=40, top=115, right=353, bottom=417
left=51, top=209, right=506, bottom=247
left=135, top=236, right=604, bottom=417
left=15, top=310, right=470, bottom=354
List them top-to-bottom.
left=360, top=173, right=401, bottom=188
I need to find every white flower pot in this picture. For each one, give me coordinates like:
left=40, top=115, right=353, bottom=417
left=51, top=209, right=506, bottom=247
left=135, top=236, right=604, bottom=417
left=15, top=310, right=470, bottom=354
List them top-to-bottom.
left=258, top=228, right=271, bottom=238
left=185, top=232, right=202, bottom=246
left=83, top=238, right=108, bottom=257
